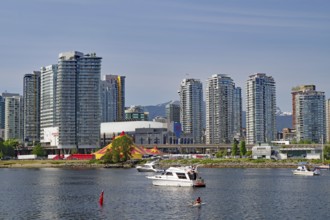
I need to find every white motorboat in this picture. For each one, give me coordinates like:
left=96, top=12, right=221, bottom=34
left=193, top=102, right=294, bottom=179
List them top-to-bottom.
left=136, top=161, right=164, bottom=173
left=292, top=164, right=320, bottom=176
left=147, top=166, right=206, bottom=187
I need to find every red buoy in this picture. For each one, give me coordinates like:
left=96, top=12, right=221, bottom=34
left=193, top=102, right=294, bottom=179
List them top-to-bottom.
left=99, top=190, right=104, bottom=206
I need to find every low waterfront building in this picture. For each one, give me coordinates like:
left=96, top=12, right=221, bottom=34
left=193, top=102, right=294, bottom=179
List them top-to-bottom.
left=252, top=144, right=272, bottom=159
left=278, top=147, right=321, bottom=160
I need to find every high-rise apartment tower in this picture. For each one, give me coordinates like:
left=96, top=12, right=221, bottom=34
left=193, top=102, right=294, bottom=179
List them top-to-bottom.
left=56, top=51, right=102, bottom=149
left=40, top=65, right=58, bottom=143
left=23, top=72, right=41, bottom=144
left=246, top=73, right=276, bottom=144
left=206, top=74, right=242, bottom=144
left=100, top=75, right=125, bottom=122
left=179, top=78, right=203, bottom=144
left=291, top=85, right=315, bottom=129
left=293, top=85, right=325, bottom=143
left=0, top=95, right=4, bottom=130
left=4, top=95, right=23, bottom=141
left=326, top=99, right=330, bottom=143
left=166, top=102, right=180, bottom=123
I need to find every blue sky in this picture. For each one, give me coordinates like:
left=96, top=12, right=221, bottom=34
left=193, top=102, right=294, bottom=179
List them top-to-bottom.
left=0, top=0, right=329, bottom=112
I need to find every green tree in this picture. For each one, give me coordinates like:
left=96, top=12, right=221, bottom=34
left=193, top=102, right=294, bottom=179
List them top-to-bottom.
left=105, top=135, right=134, bottom=163
left=1, top=139, right=18, bottom=157
left=231, top=139, right=239, bottom=157
left=298, top=139, right=312, bottom=144
left=291, top=140, right=297, bottom=144
left=0, top=141, right=3, bottom=158
left=239, top=141, right=247, bottom=157
left=32, top=144, right=45, bottom=157
left=324, top=145, right=330, bottom=160
left=103, top=149, right=113, bottom=163
left=216, top=149, right=226, bottom=158
left=112, top=150, right=120, bottom=163
left=245, top=150, right=252, bottom=157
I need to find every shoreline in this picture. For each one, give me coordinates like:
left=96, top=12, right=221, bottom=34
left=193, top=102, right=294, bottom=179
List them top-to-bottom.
left=0, top=159, right=326, bottom=169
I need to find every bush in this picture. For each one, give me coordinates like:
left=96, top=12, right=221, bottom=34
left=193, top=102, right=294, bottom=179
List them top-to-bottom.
left=32, top=144, right=45, bottom=157
left=216, top=150, right=226, bottom=158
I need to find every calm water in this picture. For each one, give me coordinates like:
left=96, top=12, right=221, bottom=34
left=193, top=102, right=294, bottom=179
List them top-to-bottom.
left=0, top=167, right=330, bottom=220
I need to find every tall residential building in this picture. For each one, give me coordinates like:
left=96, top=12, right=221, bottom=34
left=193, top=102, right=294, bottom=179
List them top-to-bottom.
left=56, top=51, right=102, bottom=149
left=40, top=64, right=58, bottom=143
left=23, top=72, right=41, bottom=144
left=246, top=73, right=276, bottom=144
left=205, top=74, right=242, bottom=144
left=100, top=75, right=126, bottom=122
left=179, top=78, right=203, bottom=144
left=291, top=85, right=315, bottom=129
left=293, top=86, right=325, bottom=143
left=233, top=87, right=242, bottom=139
left=1, top=93, right=20, bottom=130
left=0, top=95, right=4, bottom=129
left=4, top=95, right=23, bottom=141
left=326, top=99, right=330, bottom=143
left=166, top=102, right=180, bottom=123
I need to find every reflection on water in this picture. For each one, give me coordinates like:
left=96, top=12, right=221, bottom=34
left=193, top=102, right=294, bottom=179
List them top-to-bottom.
left=0, top=168, right=330, bottom=219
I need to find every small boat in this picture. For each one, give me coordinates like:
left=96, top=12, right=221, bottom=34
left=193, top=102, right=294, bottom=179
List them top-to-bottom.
left=136, top=161, right=164, bottom=173
left=292, top=163, right=320, bottom=176
left=147, top=166, right=206, bottom=187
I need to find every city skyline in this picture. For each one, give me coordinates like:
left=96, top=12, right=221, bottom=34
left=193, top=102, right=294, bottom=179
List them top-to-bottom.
left=1, top=0, right=329, bottom=112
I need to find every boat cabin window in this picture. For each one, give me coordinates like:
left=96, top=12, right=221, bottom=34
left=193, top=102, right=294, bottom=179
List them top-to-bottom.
left=166, top=172, right=173, bottom=176
left=177, top=173, right=187, bottom=179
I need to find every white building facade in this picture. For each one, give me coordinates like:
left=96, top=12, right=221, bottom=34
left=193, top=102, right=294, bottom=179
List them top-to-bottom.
left=40, top=65, right=58, bottom=143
